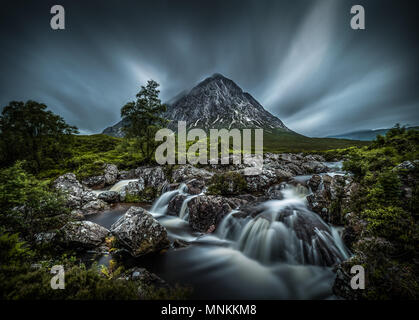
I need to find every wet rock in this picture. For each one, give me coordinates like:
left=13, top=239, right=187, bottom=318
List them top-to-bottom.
left=304, top=154, right=325, bottom=162
left=301, top=161, right=327, bottom=174
left=103, top=163, right=119, bottom=185
left=172, top=165, right=214, bottom=183
left=134, top=166, right=167, bottom=189
left=244, top=168, right=279, bottom=193
left=275, top=168, right=294, bottom=180
left=118, top=169, right=136, bottom=180
left=53, top=173, right=91, bottom=209
left=53, top=173, right=83, bottom=195
left=307, top=174, right=358, bottom=225
left=308, top=174, right=322, bottom=192
left=82, top=175, right=105, bottom=189
left=119, top=179, right=146, bottom=202
left=185, top=179, right=206, bottom=195
left=265, top=183, right=286, bottom=200
left=81, top=190, right=98, bottom=204
left=98, top=191, right=120, bottom=203
left=167, top=194, right=188, bottom=215
left=187, top=195, right=247, bottom=232
left=81, top=199, right=110, bottom=216
left=110, top=206, right=170, bottom=257
left=70, top=209, right=85, bottom=220
left=342, top=212, right=368, bottom=248
left=58, top=221, right=109, bottom=249
left=173, top=239, right=190, bottom=248
left=332, top=256, right=364, bottom=300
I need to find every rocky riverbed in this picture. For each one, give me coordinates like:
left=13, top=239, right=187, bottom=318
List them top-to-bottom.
left=42, top=153, right=375, bottom=299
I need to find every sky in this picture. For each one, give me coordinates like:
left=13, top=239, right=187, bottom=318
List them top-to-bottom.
left=0, top=0, right=418, bottom=137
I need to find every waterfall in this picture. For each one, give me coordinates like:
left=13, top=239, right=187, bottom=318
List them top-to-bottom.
left=148, top=178, right=349, bottom=267
left=150, top=183, right=187, bottom=216
left=214, top=185, right=350, bottom=266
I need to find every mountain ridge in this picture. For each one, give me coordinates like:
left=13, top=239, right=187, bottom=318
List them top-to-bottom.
left=102, top=73, right=290, bottom=137
left=327, top=126, right=419, bottom=141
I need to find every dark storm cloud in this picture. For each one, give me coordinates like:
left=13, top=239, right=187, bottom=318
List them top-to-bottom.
left=0, top=0, right=418, bottom=136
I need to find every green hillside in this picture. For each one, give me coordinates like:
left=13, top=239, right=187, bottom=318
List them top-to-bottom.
left=263, top=128, right=370, bottom=153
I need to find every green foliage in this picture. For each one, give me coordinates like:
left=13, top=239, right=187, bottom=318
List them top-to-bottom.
left=121, top=80, right=167, bottom=163
left=0, top=100, right=78, bottom=173
left=341, top=125, right=419, bottom=299
left=35, top=134, right=146, bottom=180
left=0, top=162, right=70, bottom=239
left=207, top=172, right=247, bottom=196
left=124, top=187, right=159, bottom=203
left=362, top=206, right=416, bottom=252
left=0, top=230, right=138, bottom=300
left=0, top=231, right=34, bottom=265
left=346, top=238, right=419, bottom=300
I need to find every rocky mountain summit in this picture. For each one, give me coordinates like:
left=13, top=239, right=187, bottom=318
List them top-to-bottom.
left=103, top=73, right=290, bottom=136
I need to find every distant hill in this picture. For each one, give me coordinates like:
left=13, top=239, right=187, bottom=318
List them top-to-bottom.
left=327, top=126, right=419, bottom=141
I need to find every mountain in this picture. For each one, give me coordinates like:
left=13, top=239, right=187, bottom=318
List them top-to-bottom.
left=102, top=73, right=290, bottom=137
left=328, top=126, right=419, bottom=141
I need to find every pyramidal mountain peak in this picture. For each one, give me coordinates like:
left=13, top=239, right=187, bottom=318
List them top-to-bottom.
left=103, top=73, right=290, bottom=137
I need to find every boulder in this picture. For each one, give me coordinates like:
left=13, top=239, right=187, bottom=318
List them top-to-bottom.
left=104, top=163, right=119, bottom=185
left=172, top=165, right=214, bottom=183
left=134, top=166, right=167, bottom=189
left=243, top=168, right=278, bottom=193
left=275, top=168, right=294, bottom=180
left=53, top=173, right=89, bottom=209
left=53, top=173, right=83, bottom=195
left=307, top=174, right=322, bottom=192
left=307, top=174, right=358, bottom=225
left=82, top=175, right=105, bottom=189
left=118, top=179, right=146, bottom=202
left=185, top=179, right=206, bottom=195
left=265, top=183, right=286, bottom=200
left=81, top=190, right=98, bottom=204
left=98, top=191, right=120, bottom=203
left=167, top=194, right=188, bottom=216
left=187, top=195, right=247, bottom=232
left=81, top=199, right=110, bottom=215
left=110, top=207, right=170, bottom=257
left=58, top=221, right=109, bottom=249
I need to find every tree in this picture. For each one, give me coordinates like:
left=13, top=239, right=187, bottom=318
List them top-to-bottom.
left=121, top=80, right=167, bottom=162
left=0, top=100, right=78, bottom=172
left=0, top=162, right=70, bottom=240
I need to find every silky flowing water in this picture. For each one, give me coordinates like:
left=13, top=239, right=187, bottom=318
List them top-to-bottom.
left=87, top=166, right=350, bottom=299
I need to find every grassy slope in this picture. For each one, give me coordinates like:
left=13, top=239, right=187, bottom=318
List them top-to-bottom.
left=263, top=128, right=370, bottom=153
left=37, top=131, right=368, bottom=180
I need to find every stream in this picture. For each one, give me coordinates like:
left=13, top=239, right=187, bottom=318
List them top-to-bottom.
left=87, top=164, right=350, bottom=299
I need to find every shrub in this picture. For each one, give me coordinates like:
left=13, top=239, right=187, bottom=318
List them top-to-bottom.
left=0, top=162, right=71, bottom=239
left=207, top=172, right=247, bottom=196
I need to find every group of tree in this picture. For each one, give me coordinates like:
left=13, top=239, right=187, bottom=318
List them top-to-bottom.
left=0, top=100, right=78, bottom=173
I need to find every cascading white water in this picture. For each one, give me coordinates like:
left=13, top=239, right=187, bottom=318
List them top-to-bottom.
left=92, top=163, right=351, bottom=299
left=148, top=179, right=349, bottom=267
left=150, top=183, right=188, bottom=216
left=214, top=185, right=349, bottom=266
